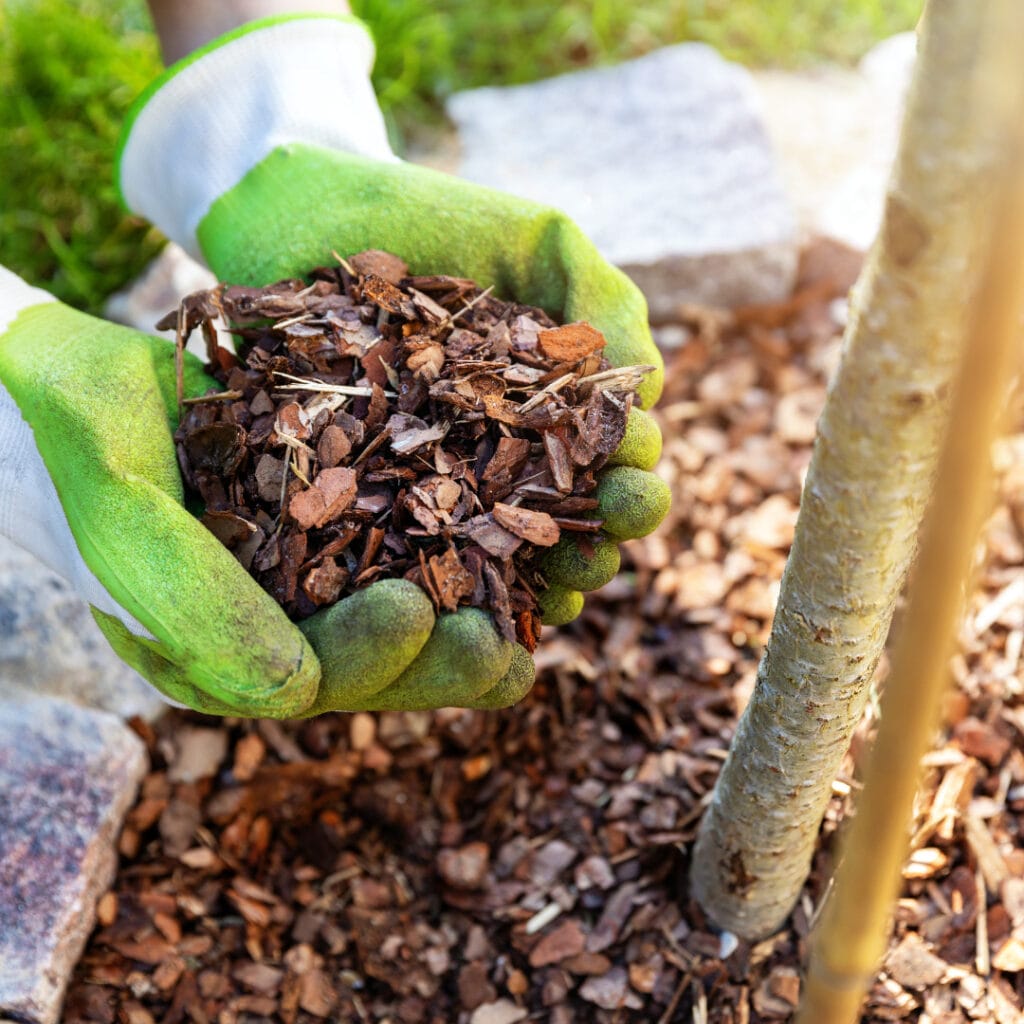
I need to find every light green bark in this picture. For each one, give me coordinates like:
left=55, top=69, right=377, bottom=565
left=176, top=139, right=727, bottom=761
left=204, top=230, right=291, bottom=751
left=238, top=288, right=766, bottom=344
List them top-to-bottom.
left=691, top=0, right=1014, bottom=939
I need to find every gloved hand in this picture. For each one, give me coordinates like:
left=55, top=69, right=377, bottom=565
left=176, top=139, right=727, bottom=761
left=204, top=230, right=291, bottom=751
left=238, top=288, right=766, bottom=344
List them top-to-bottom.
left=117, top=14, right=669, bottom=711
left=0, top=267, right=316, bottom=716
left=0, top=268, right=535, bottom=716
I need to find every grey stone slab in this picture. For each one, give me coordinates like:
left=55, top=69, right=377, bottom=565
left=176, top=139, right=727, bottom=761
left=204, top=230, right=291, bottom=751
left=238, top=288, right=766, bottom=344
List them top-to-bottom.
left=753, top=32, right=916, bottom=251
left=447, top=44, right=798, bottom=316
left=0, top=537, right=166, bottom=721
left=0, top=696, right=147, bottom=1024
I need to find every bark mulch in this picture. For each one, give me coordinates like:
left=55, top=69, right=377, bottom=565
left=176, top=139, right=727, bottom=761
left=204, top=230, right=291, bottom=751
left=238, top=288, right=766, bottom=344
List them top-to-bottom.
left=64, top=239, right=1024, bottom=1024
left=170, top=251, right=643, bottom=644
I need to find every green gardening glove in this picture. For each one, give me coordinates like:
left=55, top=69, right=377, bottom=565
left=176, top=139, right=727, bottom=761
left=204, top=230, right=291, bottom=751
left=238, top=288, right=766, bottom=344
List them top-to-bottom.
left=117, top=14, right=669, bottom=713
left=0, top=270, right=317, bottom=717
left=0, top=272, right=533, bottom=717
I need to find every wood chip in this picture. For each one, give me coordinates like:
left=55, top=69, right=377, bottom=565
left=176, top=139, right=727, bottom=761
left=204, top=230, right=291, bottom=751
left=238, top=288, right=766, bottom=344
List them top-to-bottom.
left=537, top=322, right=606, bottom=362
left=492, top=504, right=561, bottom=546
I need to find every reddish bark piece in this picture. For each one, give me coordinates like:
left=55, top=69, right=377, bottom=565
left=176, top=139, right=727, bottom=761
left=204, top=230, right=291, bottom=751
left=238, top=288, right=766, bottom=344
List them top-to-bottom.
left=348, top=249, right=408, bottom=284
left=361, top=274, right=414, bottom=317
left=537, top=322, right=607, bottom=362
left=359, top=334, right=400, bottom=389
left=364, top=382, right=390, bottom=430
left=274, top=402, right=311, bottom=442
left=316, top=425, right=352, bottom=469
left=481, top=437, right=532, bottom=483
left=288, top=468, right=358, bottom=530
left=492, top=504, right=560, bottom=546
left=278, top=532, right=308, bottom=604
left=427, top=549, right=476, bottom=613
left=302, top=558, right=348, bottom=606
left=516, top=610, right=542, bottom=653
left=953, top=716, right=1011, bottom=765
left=438, top=843, right=490, bottom=890
left=528, top=920, right=586, bottom=967
left=562, top=952, right=613, bottom=976
left=458, top=962, right=497, bottom=1011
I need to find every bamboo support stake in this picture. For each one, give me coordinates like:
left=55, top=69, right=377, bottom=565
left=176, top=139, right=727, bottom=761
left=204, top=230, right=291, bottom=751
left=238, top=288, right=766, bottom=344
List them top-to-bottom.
left=690, top=0, right=1023, bottom=939
left=796, top=47, right=1024, bottom=1024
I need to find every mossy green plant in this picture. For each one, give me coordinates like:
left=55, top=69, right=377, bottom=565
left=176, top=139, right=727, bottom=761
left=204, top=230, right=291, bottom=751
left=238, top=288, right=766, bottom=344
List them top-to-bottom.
left=0, top=0, right=165, bottom=312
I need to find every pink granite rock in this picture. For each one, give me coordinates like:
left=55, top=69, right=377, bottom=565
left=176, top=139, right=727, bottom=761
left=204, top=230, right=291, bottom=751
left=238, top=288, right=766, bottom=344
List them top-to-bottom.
left=0, top=696, right=147, bottom=1024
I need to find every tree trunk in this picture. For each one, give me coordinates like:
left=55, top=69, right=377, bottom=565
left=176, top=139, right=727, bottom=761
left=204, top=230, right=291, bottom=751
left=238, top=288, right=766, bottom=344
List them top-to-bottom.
left=690, top=0, right=1015, bottom=940
left=799, top=60, right=1024, bottom=1016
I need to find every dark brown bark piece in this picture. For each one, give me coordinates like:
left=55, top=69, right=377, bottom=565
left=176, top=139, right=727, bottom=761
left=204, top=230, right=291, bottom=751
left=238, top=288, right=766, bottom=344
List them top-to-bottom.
left=182, top=423, right=246, bottom=477
left=255, top=454, right=286, bottom=504
left=200, top=510, right=255, bottom=548
left=483, top=562, right=515, bottom=645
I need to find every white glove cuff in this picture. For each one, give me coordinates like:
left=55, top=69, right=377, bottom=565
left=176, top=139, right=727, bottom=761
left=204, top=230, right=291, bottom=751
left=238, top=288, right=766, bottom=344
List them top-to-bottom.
left=119, top=16, right=396, bottom=261
left=0, top=265, right=55, bottom=334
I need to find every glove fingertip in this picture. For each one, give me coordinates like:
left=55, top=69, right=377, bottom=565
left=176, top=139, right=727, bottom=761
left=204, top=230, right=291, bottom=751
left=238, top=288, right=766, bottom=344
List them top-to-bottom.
left=608, top=407, right=662, bottom=471
left=596, top=466, right=671, bottom=540
left=542, top=533, right=621, bottom=592
left=298, top=578, right=435, bottom=713
left=538, top=585, right=584, bottom=625
left=363, top=607, right=513, bottom=711
left=466, top=644, right=536, bottom=709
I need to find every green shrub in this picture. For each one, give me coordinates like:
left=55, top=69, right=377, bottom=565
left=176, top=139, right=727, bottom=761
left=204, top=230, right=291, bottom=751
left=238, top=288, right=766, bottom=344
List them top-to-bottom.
left=0, top=0, right=165, bottom=313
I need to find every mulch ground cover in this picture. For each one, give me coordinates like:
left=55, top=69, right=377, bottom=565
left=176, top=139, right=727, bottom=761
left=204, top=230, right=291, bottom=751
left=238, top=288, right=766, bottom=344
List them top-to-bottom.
left=64, top=239, right=1024, bottom=1024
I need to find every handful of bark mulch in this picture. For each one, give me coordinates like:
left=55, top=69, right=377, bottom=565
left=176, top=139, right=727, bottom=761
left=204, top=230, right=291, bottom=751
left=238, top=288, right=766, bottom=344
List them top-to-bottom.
left=168, top=250, right=650, bottom=650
